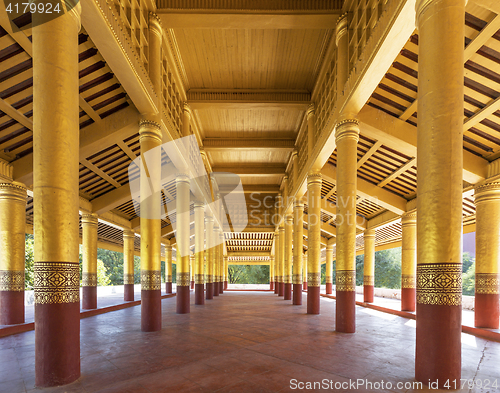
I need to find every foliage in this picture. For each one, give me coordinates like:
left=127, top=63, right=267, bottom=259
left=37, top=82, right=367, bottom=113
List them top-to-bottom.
left=25, top=234, right=35, bottom=290
left=463, top=252, right=474, bottom=273
left=96, top=259, right=111, bottom=286
left=462, top=259, right=475, bottom=296
left=228, top=265, right=269, bottom=284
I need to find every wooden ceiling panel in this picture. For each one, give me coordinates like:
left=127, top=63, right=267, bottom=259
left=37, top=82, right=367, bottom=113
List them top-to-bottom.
left=173, top=28, right=330, bottom=91
left=207, top=149, right=290, bottom=166
left=240, top=175, right=283, bottom=185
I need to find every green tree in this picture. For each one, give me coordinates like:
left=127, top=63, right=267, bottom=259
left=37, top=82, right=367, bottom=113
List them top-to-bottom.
left=25, top=234, right=35, bottom=290
left=374, top=248, right=402, bottom=289
left=463, top=252, right=474, bottom=273
left=97, top=259, right=111, bottom=286
left=462, top=260, right=475, bottom=296
left=228, top=265, right=269, bottom=284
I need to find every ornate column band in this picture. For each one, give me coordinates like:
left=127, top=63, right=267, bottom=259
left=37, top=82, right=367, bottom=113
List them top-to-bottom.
left=335, top=118, right=360, bottom=143
left=139, top=119, right=162, bottom=142
left=34, top=262, right=80, bottom=304
left=416, top=263, right=462, bottom=306
left=141, top=270, right=161, bottom=291
left=336, top=270, right=356, bottom=291
left=0, top=271, right=24, bottom=291
left=177, top=272, right=190, bottom=287
left=307, top=272, right=321, bottom=287
left=82, top=273, right=97, bottom=286
left=124, top=273, right=135, bottom=285
left=475, top=273, right=500, bottom=294
left=292, top=274, right=302, bottom=285
left=402, top=275, right=416, bottom=289
left=363, top=276, right=374, bottom=286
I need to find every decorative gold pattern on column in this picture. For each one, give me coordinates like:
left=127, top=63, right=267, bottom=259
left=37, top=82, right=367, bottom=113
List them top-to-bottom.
left=34, top=262, right=80, bottom=304
left=417, top=263, right=462, bottom=306
left=141, top=270, right=161, bottom=291
left=336, top=270, right=356, bottom=291
left=0, top=271, right=24, bottom=291
left=177, top=272, right=190, bottom=286
left=307, top=272, right=321, bottom=287
left=82, top=273, right=97, bottom=286
left=124, top=273, right=135, bottom=285
left=475, top=273, right=500, bottom=295
left=195, top=274, right=204, bottom=284
left=293, top=274, right=302, bottom=284
left=402, top=275, right=416, bottom=289
left=363, top=276, right=374, bottom=286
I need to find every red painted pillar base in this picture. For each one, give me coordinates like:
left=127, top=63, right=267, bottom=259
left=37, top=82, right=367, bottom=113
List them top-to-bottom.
left=190, top=281, right=194, bottom=290
left=224, top=281, right=228, bottom=290
left=270, top=281, right=274, bottom=291
left=274, top=281, right=279, bottom=294
left=165, top=282, right=172, bottom=294
left=206, top=282, right=214, bottom=300
left=213, top=282, right=219, bottom=296
left=220, top=282, right=224, bottom=294
left=278, top=282, right=284, bottom=296
left=303, top=282, right=308, bottom=291
left=326, top=282, right=333, bottom=294
left=284, top=283, right=292, bottom=300
left=124, top=284, right=134, bottom=302
left=195, top=284, right=205, bottom=305
left=293, top=284, right=302, bottom=305
left=364, top=285, right=374, bottom=303
left=82, top=286, right=97, bottom=310
left=176, top=286, right=190, bottom=314
left=307, top=286, right=320, bottom=314
left=401, top=287, right=416, bottom=312
left=141, top=289, right=161, bottom=331
left=335, top=290, right=355, bottom=333
left=0, top=291, right=25, bottom=325
left=475, top=293, right=499, bottom=329
left=35, top=302, right=80, bottom=387
left=416, top=303, right=461, bottom=387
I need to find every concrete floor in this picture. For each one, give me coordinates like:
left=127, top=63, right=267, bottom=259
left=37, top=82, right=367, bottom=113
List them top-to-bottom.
left=0, top=292, right=499, bottom=393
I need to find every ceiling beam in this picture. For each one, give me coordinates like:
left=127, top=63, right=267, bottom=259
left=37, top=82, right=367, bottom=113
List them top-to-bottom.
left=475, top=0, right=500, bottom=14
left=358, top=105, right=488, bottom=185
left=204, top=138, right=295, bottom=151
left=357, top=141, right=382, bottom=169
left=377, top=158, right=416, bottom=188
left=213, top=165, right=285, bottom=176
left=220, top=184, right=280, bottom=194
left=92, top=185, right=131, bottom=216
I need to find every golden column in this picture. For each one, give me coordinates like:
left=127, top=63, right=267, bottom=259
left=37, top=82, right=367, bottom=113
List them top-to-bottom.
left=415, top=0, right=464, bottom=385
left=33, top=3, right=81, bottom=386
left=183, top=102, right=192, bottom=137
left=335, top=119, right=359, bottom=332
left=176, top=173, right=191, bottom=313
left=307, top=173, right=322, bottom=314
left=0, top=182, right=26, bottom=325
left=474, top=182, right=500, bottom=328
left=293, top=200, right=304, bottom=305
left=194, top=202, right=205, bottom=305
left=401, top=212, right=416, bottom=311
left=82, top=213, right=98, bottom=309
left=284, top=213, right=293, bottom=300
left=205, top=216, right=214, bottom=299
left=213, top=226, right=220, bottom=296
left=278, top=226, right=285, bottom=296
left=123, top=229, right=135, bottom=301
left=363, top=229, right=375, bottom=303
left=219, top=231, right=224, bottom=294
left=274, top=231, right=280, bottom=294
left=165, top=245, right=173, bottom=294
left=325, top=245, right=334, bottom=295
left=303, top=251, right=308, bottom=290
left=190, top=254, right=195, bottom=290
left=223, top=256, right=228, bottom=290
left=270, top=256, right=275, bottom=291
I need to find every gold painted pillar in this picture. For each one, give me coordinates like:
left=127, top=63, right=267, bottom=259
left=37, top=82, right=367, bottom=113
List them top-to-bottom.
left=415, top=0, right=464, bottom=385
left=33, top=3, right=81, bottom=386
left=183, top=103, right=192, bottom=137
left=335, top=119, right=359, bottom=332
left=307, top=172, right=322, bottom=314
left=176, top=173, right=191, bottom=313
left=0, top=182, right=26, bottom=325
left=474, top=182, right=500, bottom=328
left=293, top=200, right=304, bottom=305
left=194, top=202, right=205, bottom=305
left=401, top=212, right=417, bottom=311
left=82, top=213, right=98, bottom=309
left=284, top=214, right=293, bottom=300
left=205, top=216, right=214, bottom=299
left=213, top=226, right=220, bottom=296
left=278, top=226, right=285, bottom=297
left=123, top=229, right=135, bottom=301
left=363, top=229, right=375, bottom=303
left=274, top=231, right=280, bottom=294
left=165, top=244, right=173, bottom=294
left=325, top=245, right=333, bottom=295
left=303, top=251, right=308, bottom=291
left=190, top=254, right=195, bottom=290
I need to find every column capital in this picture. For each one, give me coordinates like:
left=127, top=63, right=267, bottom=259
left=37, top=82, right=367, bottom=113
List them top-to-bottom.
left=67, top=2, right=82, bottom=31
left=149, top=12, right=162, bottom=37
left=335, top=12, right=349, bottom=47
left=183, top=102, right=193, bottom=118
left=306, top=103, right=315, bottom=119
left=335, top=118, right=360, bottom=143
left=139, top=119, right=162, bottom=142
left=291, top=149, right=298, bottom=158
left=307, top=172, right=322, bottom=186
left=176, top=173, right=190, bottom=184
left=474, top=181, right=500, bottom=204
left=0, top=182, right=26, bottom=202
left=294, top=199, right=304, bottom=209
left=193, top=201, right=204, bottom=209
left=401, top=211, right=417, bottom=225
left=81, top=212, right=98, bottom=226
left=285, top=214, right=293, bottom=223
left=205, top=215, right=214, bottom=223
left=279, top=226, right=285, bottom=234
left=364, top=228, right=376, bottom=238
left=123, top=229, right=135, bottom=239
left=165, top=244, right=172, bottom=251
left=326, top=245, right=334, bottom=252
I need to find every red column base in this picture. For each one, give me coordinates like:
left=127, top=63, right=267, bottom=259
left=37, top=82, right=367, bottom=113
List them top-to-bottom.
left=190, top=281, right=194, bottom=290
left=224, top=281, right=228, bottom=290
left=270, top=281, right=274, bottom=290
left=274, top=281, right=279, bottom=294
left=165, top=282, right=172, bottom=294
left=206, top=282, right=214, bottom=300
left=213, top=282, right=220, bottom=296
left=220, top=282, right=224, bottom=294
left=278, top=282, right=284, bottom=296
left=303, top=282, right=308, bottom=291
left=326, top=282, right=333, bottom=294
left=284, top=283, right=292, bottom=300
left=124, top=284, right=134, bottom=302
left=195, top=284, right=205, bottom=305
left=293, top=284, right=302, bottom=305
left=176, top=285, right=190, bottom=314
left=364, top=285, right=374, bottom=303
left=82, top=286, right=97, bottom=310
left=307, top=286, right=320, bottom=314
left=401, top=287, right=416, bottom=312
left=141, top=289, right=161, bottom=331
left=335, top=290, right=355, bottom=333
left=0, top=291, right=25, bottom=325
left=475, top=293, right=499, bottom=329
left=35, top=302, right=80, bottom=387
left=416, top=303, right=461, bottom=387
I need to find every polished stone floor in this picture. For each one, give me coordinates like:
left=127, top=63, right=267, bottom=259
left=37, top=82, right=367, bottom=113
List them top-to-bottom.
left=0, top=292, right=499, bottom=393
